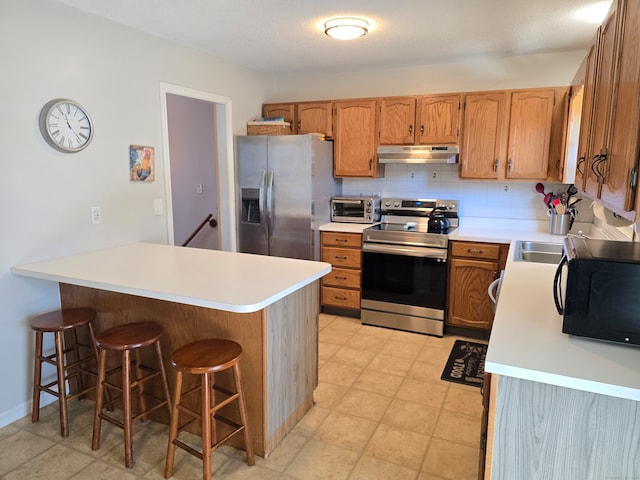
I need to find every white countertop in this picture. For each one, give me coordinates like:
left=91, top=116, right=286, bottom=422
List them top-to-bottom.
left=319, top=222, right=376, bottom=233
left=485, top=239, right=640, bottom=402
left=11, top=243, right=331, bottom=313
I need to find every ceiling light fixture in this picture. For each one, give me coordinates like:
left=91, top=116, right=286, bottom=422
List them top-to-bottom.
left=324, top=17, right=369, bottom=40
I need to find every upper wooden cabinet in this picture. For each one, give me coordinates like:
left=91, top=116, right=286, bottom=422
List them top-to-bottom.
left=570, top=0, right=640, bottom=219
left=605, top=0, right=640, bottom=215
left=585, top=1, right=619, bottom=200
left=575, top=34, right=599, bottom=191
left=460, top=88, right=557, bottom=180
left=507, top=89, right=556, bottom=179
left=459, top=92, right=510, bottom=179
left=377, top=94, right=460, bottom=145
left=416, top=94, right=460, bottom=144
left=378, top=97, right=416, bottom=145
left=333, top=100, right=381, bottom=177
left=297, top=101, right=332, bottom=137
left=262, top=103, right=297, bottom=134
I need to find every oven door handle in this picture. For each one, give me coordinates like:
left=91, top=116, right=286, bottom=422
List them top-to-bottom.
left=363, top=243, right=447, bottom=259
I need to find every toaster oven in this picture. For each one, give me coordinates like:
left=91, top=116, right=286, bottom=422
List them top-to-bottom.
left=330, top=196, right=381, bottom=224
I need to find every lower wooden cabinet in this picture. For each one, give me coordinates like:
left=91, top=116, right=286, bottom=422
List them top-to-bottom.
left=320, top=232, right=362, bottom=310
left=447, top=241, right=508, bottom=330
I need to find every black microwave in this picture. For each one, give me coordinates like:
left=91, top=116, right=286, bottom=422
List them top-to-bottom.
left=554, top=236, right=640, bottom=346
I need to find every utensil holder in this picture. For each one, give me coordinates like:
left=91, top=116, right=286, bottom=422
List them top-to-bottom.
left=549, top=212, right=572, bottom=235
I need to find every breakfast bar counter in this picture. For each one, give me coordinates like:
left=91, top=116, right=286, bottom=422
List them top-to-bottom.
left=12, top=243, right=332, bottom=456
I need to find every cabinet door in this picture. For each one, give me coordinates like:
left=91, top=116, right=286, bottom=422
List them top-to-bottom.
left=601, top=0, right=639, bottom=213
left=585, top=2, right=619, bottom=198
left=576, top=34, right=599, bottom=191
left=506, top=89, right=555, bottom=179
left=460, top=92, right=509, bottom=179
left=416, top=94, right=460, bottom=144
left=378, top=97, right=416, bottom=145
left=333, top=100, right=379, bottom=177
left=297, top=102, right=332, bottom=137
left=262, top=103, right=296, bottom=134
left=448, top=258, right=498, bottom=330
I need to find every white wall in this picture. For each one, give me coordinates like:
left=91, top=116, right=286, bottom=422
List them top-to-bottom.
left=0, top=0, right=271, bottom=425
left=268, top=49, right=590, bottom=223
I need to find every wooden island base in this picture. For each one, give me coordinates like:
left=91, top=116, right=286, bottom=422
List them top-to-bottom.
left=60, top=281, right=319, bottom=457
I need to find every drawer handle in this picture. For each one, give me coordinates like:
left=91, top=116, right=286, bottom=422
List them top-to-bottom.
left=335, top=238, right=348, bottom=243
left=467, top=248, right=484, bottom=254
left=334, top=255, right=348, bottom=260
left=334, top=275, right=347, bottom=280
left=334, top=295, right=347, bottom=300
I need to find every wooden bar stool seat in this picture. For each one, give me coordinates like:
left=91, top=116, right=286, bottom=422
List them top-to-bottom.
left=31, top=308, right=101, bottom=437
left=92, top=321, right=172, bottom=468
left=165, top=339, right=255, bottom=480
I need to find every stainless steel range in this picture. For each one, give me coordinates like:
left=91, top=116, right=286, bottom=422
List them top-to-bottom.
left=361, top=198, right=459, bottom=337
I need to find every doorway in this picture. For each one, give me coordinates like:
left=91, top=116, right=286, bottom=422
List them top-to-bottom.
left=159, top=83, right=236, bottom=251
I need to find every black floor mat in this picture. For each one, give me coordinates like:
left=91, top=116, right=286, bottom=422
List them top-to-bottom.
left=440, top=339, right=488, bottom=388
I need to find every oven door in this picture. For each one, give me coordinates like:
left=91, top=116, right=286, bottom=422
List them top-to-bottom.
left=361, top=243, right=447, bottom=335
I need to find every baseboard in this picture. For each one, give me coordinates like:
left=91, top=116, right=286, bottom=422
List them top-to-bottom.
left=0, top=396, right=55, bottom=429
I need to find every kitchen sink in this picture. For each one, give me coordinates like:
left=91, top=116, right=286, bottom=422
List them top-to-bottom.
left=514, top=240, right=564, bottom=264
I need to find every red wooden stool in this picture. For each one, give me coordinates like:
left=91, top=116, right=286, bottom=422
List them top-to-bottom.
left=30, top=308, right=101, bottom=437
left=92, top=321, right=172, bottom=468
left=165, top=339, right=255, bottom=480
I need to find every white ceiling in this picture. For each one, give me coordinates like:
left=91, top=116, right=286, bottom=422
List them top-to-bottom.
left=54, top=0, right=610, bottom=75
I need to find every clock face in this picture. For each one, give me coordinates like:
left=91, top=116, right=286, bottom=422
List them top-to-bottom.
left=39, top=99, right=93, bottom=153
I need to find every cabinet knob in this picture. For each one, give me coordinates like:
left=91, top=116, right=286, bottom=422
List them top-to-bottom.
left=409, top=124, right=413, bottom=135
left=420, top=125, right=425, bottom=135
left=507, top=158, right=513, bottom=172
left=493, top=159, right=498, bottom=172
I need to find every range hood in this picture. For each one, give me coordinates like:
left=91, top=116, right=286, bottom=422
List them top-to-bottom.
left=377, top=145, right=459, bottom=164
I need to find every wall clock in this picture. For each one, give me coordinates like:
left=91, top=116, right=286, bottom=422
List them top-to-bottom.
left=39, top=98, right=94, bottom=153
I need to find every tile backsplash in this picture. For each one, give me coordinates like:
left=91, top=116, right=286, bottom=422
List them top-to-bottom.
left=341, top=163, right=593, bottom=223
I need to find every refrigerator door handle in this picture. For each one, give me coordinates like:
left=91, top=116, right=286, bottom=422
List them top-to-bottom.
left=259, top=169, right=268, bottom=240
left=266, top=170, right=275, bottom=236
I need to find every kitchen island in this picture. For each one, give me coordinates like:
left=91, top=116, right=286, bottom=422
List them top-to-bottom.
left=484, top=237, right=640, bottom=480
left=12, top=243, right=331, bottom=456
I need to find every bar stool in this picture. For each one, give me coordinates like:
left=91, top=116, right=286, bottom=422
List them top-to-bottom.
left=30, top=307, right=101, bottom=437
left=92, top=321, right=172, bottom=468
left=165, top=339, right=255, bottom=480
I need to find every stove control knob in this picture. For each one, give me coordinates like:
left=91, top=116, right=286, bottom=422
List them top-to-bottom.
left=366, top=200, right=372, bottom=206
left=384, top=201, right=391, bottom=207
left=393, top=201, right=400, bottom=207
left=449, top=203, right=457, bottom=210
left=366, top=207, right=372, bottom=213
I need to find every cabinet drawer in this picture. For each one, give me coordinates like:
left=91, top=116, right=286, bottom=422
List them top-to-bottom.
left=322, top=232, right=362, bottom=248
left=451, top=242, right=501, bottom=261
left=321, top=247, right=361, bottom=268
left=322, top=268, right=361, bottom=289
left=322, top=286, right=360, bottom=309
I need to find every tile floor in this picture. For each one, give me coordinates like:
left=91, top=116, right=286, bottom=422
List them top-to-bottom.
left=0, top=314, right=483, bottom=479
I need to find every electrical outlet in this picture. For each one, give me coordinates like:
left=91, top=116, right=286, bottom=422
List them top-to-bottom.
left=91, top=206, right=102, bottom=224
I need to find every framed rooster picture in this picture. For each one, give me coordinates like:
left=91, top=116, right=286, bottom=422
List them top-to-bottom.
left=129, top=145, right=155, bottom=182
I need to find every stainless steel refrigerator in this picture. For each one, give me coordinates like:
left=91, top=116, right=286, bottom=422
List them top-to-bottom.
left=235, top=134, right=341, bottom=261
